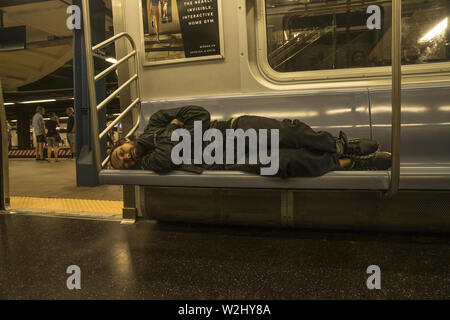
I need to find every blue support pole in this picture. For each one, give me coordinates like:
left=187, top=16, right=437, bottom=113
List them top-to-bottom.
left=73, top=0, right=107, bottom=186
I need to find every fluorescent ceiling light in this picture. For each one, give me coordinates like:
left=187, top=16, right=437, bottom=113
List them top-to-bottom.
left=419, top=17, right=448, bottom=42
left=106, top=57, right=117, bottom=64
left=20, top=99, right=56, bottom=104
left=4, top=102, right=15, bottom=106
left=371, top=106, right=428, bottom=114
left=403, top=106, right=428, bottom=113
left=355, top=107, right=368, bottom=113
left=370, top=107, right=392, bottom=114
left=325, top=108, right=352, bottom=115
left=231, top=111, right=319, bottom=118
left=321, top=125, right=354, bottom=129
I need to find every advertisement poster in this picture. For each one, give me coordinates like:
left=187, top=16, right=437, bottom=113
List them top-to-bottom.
left=141, top=0, right=224, bottom=66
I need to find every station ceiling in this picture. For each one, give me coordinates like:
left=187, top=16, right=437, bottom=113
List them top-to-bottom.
left=0, top=0, right=117, bottom=119
left=0, top=0, right=73, bottom=92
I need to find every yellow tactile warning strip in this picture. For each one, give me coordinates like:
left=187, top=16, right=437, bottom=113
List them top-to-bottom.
left=10, top=197, right=123, bottom=214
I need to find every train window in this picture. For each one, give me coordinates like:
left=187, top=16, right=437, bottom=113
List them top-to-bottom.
left=264, top=0, right=450, bottom=73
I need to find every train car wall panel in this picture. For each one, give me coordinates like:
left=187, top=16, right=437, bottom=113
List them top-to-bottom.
left=115, top=0, right=450, bottom=103
left=117, top=0, right=242, bottom=100
left=368, top=84, right=450, bottom=164
left=136, top=90, right=372, bottom=141
left=141, top=187, right=450, bottom=232
left=143, top=187, right=283, bottom=227
left=292, top=191, right=450, bottom=233
left=292, top=191, right=382, bottom=231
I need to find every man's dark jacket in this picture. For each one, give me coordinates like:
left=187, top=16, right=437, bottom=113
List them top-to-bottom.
left=136, top=105, right=212, bottom=173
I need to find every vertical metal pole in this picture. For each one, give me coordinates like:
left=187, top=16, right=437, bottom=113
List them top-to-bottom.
left=74, top=0, right=98, bottom=186
left=81, top=0, right=102, bottom=173
left=91, top=0, right=108, bottom=164
left=112, top=0, right=138, bottom=222
left=345, top=0, right=351, bottom=66
left=386, top=0, right=402, bottom=198
left=332, top=11, right=336, bottom=68
left=0, top=81, right=10, bottom=210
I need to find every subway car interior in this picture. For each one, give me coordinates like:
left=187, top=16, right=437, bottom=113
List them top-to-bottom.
left=1, top=0, right=450, bottom=301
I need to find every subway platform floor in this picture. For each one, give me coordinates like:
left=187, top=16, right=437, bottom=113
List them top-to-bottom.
left=7, top=159, right=123, bottom=217
left=8, top=159, right=122, bottom=201
left=0, top=213, right=449, bottom=300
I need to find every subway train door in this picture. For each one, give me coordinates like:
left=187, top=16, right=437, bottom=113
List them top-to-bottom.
left=0, top=81, right=10, bottom=211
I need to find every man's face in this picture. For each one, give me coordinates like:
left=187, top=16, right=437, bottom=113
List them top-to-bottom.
left=66, top=108, right=72, bottom=116
left=111, top=140, right=138, bottom=169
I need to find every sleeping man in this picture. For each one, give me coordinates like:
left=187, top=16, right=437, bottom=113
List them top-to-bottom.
left=109, top=105, right=391, bottom=178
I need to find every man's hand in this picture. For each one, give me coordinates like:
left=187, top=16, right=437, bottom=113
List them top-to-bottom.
left=170, top=119, right=184, bottom=127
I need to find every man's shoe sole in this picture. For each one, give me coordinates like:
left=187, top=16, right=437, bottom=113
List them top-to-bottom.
left=350, top=152, right=392, bottom=171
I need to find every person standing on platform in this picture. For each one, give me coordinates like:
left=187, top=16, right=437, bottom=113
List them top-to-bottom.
left=32, top=106, right=46, bottom=161
left=66, top=107, right=76, bottom=159
left=46, top=113, right=60, bottom=162
left=7, top=121, right=12, bottom=150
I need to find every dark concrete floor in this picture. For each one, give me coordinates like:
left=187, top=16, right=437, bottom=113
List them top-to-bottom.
left=8, top=160, right=122, bottom=201
left=0, top=214, right=449, bottom=300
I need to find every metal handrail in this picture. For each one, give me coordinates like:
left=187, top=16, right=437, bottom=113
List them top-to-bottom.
left=82, top=0, right=142, bottom=172
left=385, top=0, right=402, bottom=198
left=92, top=32, right=137, bottom=52
left=95, top=50, right=137, bottom=82
left=96, top=75, right=138, bottom=111
left=99, top=98, right=140, bottom=140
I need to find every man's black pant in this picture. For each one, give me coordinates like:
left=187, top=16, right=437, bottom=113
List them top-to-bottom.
left=231, top=116, right=341, bottom=178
